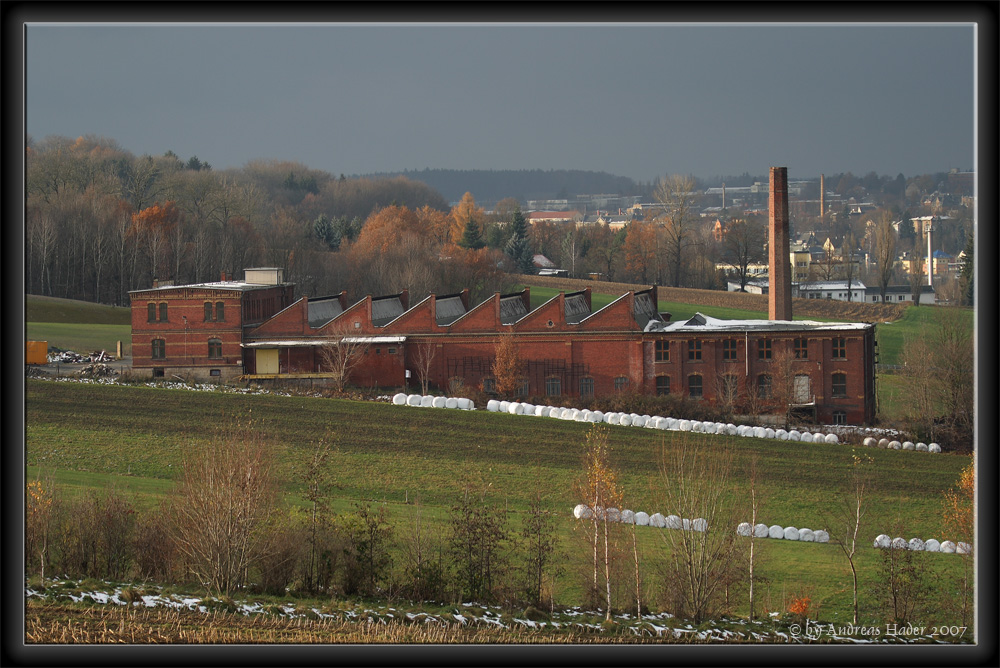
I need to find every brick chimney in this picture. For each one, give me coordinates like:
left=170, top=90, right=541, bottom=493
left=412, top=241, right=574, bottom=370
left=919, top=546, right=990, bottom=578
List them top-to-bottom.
left=768, top=166, right=792, bottom=320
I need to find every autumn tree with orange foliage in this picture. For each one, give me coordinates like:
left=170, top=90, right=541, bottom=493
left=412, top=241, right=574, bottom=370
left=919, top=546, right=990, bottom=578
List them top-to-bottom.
left=449, top=192, right=486, bottom=245
left=131, top=201, right=181, bottom=282
left=622, top=220, right=657, bottom=284
left=491, top=329, right=524, bottom=398
left=943, top=456, right=975, bottom=625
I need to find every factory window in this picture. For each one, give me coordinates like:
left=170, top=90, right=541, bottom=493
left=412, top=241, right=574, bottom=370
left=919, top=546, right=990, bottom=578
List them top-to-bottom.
left=215, top=301, right=225, bottom=321
left=159, top=302, right=168, bottom=322
left=204, top=302, right=214, bottom=321
left=147, top=303, right=157, bottom=322
left=794, top=337, right=808, bottom=359
left=832, top=337, right=847, bottom=359
left=151, top=338, right=166, bottom=360
left=208, top=338, right=223, bottom=359
left=758, top=338, right=772, bottom=360
left=723, top=339, right=738, bottom=361
left=655, top=340, right=670, bottom=362
left=687, top=340, right=702, bottom=361
left=388, top=347, right=397, bottom=355
left=152, top=367, right=164, bottom=378
left=209, top=369, right=221, bottom=377
left=832, top=372, right=847, bottom=398
left=687, top=374, right=703, bottom=399
left=756, top=374, right=773, bottom=400
left=614, top=376, right=629, bottom=391
left=655, top=376, right=670, bottom=396
left=482, top=377, right=496, bottom=394
left=545, top=377, right=561, bottom=397
left=580, top=377, right=595, bottom=397
left=518, top=380, right=530, bottom=397
left=832, top=410, right=847, bottom=426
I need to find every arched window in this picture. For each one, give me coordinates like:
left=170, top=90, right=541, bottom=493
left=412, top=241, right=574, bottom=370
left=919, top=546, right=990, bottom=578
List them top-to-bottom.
left=151, top=338, right=166, bottom=360
left=208, top=338, right=223, bottom=359
left=545, top=377, right=561, bottom=397
left=580, top=377, right=595, bottom=397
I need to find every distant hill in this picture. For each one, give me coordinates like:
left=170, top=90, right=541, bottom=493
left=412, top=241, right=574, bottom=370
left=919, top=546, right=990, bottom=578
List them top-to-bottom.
left=359, top=168, right=648, bottom=206
left=26, top=295, right=132, bottom=325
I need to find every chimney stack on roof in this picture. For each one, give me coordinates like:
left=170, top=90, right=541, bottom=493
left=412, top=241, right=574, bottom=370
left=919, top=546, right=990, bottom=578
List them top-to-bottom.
left=768, top=167, right=792, bottom=321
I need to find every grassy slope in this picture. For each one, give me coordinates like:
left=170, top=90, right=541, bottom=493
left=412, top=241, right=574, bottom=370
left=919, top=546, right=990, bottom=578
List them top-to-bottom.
left=26, top=295, right=132, bottom=355
left=25, top=379, right=970, bottom=620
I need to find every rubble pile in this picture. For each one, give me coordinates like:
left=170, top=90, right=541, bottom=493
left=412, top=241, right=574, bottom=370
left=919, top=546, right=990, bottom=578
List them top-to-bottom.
left=48, top=348, right=116, bottom=364
left=77, top=363, right=119, bottom=378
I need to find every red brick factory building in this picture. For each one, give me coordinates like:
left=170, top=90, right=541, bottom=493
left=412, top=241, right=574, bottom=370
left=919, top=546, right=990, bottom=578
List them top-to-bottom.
left=130, top=167, right=877, bottom=425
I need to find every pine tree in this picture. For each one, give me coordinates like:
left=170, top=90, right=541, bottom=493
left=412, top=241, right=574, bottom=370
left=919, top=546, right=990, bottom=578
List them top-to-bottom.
left=458, top=219, right=486, bottom=250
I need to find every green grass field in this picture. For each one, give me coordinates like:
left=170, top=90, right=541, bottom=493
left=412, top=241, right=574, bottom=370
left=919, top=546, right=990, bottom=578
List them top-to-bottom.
left=26, top=295, right=132, bottom=356
left=25, top=379, right=971, bottom=622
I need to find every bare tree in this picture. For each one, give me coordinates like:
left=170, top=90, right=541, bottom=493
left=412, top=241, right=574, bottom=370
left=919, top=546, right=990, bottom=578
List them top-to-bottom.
left=655, top=174, right=697, bottom=287
left=873, top=211, right=898, bottom=303
left=719, top=217, right=766, bottom=292
left=842, top=229, right=860, bottom=302
left=907, top=237, right=926, bottom=306
left=318, top=321, right=371, bottom=392
left=412, top=341, right=438, bottom=395
left=166, top=412, right=278, bottom=596
left=573, top=424, right=625, bottom=620
left=657, top=437, right=745, bottom=623
left=826, top=451, right=875, bottom=625
left=746, top=453, right=767, bottom=621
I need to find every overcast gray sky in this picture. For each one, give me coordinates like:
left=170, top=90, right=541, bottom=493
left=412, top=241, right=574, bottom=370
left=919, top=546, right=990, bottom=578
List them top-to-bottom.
left=25, top=22, right=975, bottom=182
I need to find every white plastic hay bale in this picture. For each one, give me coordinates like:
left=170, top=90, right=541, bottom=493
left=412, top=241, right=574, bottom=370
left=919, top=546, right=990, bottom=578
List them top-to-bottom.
left=392, top=393, right=407, bottom=405
left=407, top=394, right=423, bottom=407
left=420, top=395, right=434, bottom=407
left=432, top=396, right=447, bottom=408
left=446, top=397, right=460, bottom=409
left=487, top=399, right=500, bottom=412
left=499, top=401, right=510, bottom=413
left=509, top=402, right=524, bottom=415
left=520, top=402, right=534, bottom=415
left=533, top=405, right=546, bottom=417
left=548, top=407, right=562, bottom=419
left=565, top=408, right=581, bottom=421
left=591, top=411, right=605, bottom=423
left=603, top=412, right=617, bottom=424
left=619, top=414, right=633, bottom=427
left=632, top=415, right=647, bottom=428
left=666, top=418, right=678, bottom=430
left=678, top=420, right=692, bottom=431
left=691, top=421, right=703, bottom=433
left=725, top=424, right=737, bottom=436
left=752, top=426, right=766, bottom=439
left=764, top=428, right=775, bottom=439
left=775, top=429, right=788, bottom=440
left=787, top=430, right=801, bottom=442
left=800, top=432, right=814, bottom=443
left=811, top=432, right=824, bottom=443
left=824, top=433, right=840, bottom=444
left=863, top=436, right=877, bottom=448
left=877, top=438, right=889, bottom=448
left=888, top=440, right=901, bottom=450
left=902, top=441, right=915, bottom=451
left=916, top=442, right=928, bottom=452
left=929, top=443, right=941, bottom=453
left=573, top=504, right=592, bottom=519
left=606, top=507, right=621, bottom=522
left=620, top=509, right=635, bottom=524
left=634, top=511, right=650, bottom=526
left=649, top=513, right=666, bottom=528
left=665, top=515, right=682, bottom=530
left=682, top=518, right=693, bottom=531
left=692, top=518, right=708, bottom=532
left=737, top=522, right=752, bottom=537
left=750, top=523, right=767, bottom=538
left=768, top=524, right=784, bottom=539
left=783, top=526, right=800, bottom=541
left=799, top=528, right=815, bottom=542
left=813, top=530, right=830, bottom=543
left=873, top=534, right=891, bottom=549
left=891, top=537, right=908, bottom=550
left=908, top=537, right=925, bottom=551
left=924, top=539, right=941, bottom=552
left=940, top=540, right=956, bottom=553
left=956, top=541, right=971, bottom=554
